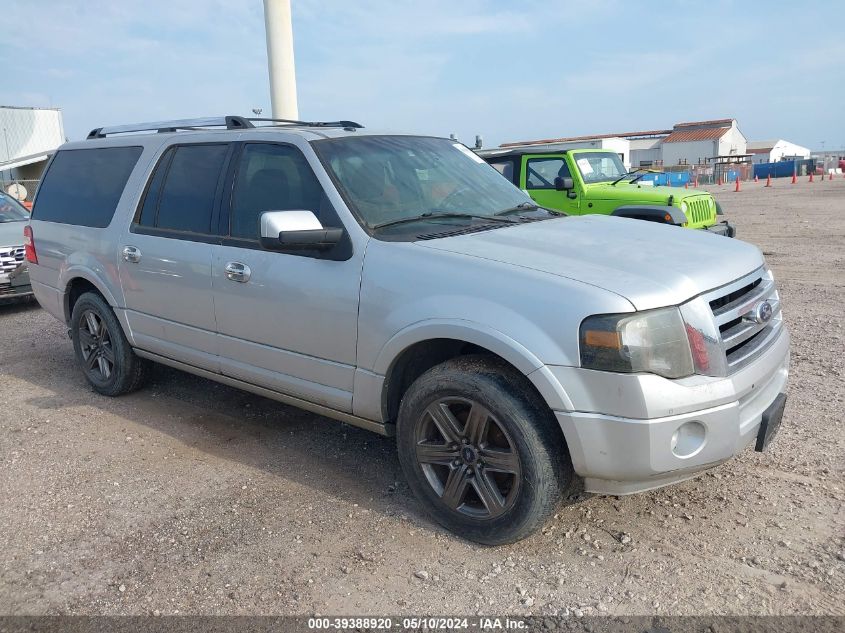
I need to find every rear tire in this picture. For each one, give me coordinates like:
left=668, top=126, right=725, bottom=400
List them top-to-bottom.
left=70, top=292, right=148, bottom=396
left=397, top=355, right=573, bottom=545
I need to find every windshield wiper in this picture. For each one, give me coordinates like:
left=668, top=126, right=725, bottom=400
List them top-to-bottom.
left=611, top=168, right=648, bottom=186
left=494, top=202, right=539, bottom=216
left=372, top=212, right=518, bottom=230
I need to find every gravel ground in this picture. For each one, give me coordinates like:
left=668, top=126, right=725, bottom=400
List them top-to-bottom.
left=0, top=178, right=843, bottom=617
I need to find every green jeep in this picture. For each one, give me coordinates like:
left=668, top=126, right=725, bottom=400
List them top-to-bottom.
left=480, top=148, right=735, bottom=237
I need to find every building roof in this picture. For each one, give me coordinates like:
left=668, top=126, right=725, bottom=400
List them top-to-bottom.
left=0, top=105, right=62, bottom=112
left=498, top=118, right=740, bottom=149
left=674, top=118, right=733, bottom=128
left=662, top=127, right=730, bottom=143
left=499, top=128, right=671, bottom=148
left=747, top=140, right=780, bottom=152
left=0, top=151, right=53, bottom=171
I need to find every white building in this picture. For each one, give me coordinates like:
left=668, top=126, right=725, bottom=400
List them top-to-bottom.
left=1, top=106, right=65, bottom=200
left=498, top=118, right=749, bottom=169
left=659, top=119, right=747, bottom=167
left=628, top=136, right=664, bottom=168
left=747, top=139, right=811, bottom=164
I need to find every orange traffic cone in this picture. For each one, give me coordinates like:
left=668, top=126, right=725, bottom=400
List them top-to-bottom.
left=809, top=172, right=814, bottom=183
left=829, top=172, right=833, bottom=181
left=791, top=173, right=797, bottom=184
left=754, top=174, right=759, bottom=183
left=765, top=174, right=772, bottom=187
left=666, top=176, right=671, bottom=187
left=693, top=176, right=699, bottom=187
left=717, top=176, right=723, bottom=186
left=734, top=177, right=741, bottom=192
left=684, top=182, right=688, bottom=189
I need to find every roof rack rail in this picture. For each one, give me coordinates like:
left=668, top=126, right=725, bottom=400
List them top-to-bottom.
left=86, top=115, right=364, bottom=139
left=87, top=116, right=252, bottom=139
left=247, top=117, right=364, bottom=129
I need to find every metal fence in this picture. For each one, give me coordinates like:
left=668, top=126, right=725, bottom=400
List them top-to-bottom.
left=753, top=159, right=816, bottom=180
left=635, top=162, right=761, bottom=186
left=1, top=179, right=39, bottom=208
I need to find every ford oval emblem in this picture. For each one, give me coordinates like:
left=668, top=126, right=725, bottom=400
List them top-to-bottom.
left=755, top=301, right=773, bottom=324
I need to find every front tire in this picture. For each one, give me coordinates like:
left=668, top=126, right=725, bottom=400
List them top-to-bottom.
left=70, top=292, right=148, bottom=396
left=397, top=355, right=573, bottom=545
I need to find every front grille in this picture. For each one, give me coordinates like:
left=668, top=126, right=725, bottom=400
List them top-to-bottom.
left=686, top=197, right=714, bottom=225
left=0, top=246, right=25, bottom=274
left=703, top=267, right=783, bottom=373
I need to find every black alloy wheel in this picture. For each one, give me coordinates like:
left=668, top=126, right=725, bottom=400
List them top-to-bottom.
left=77, top=309, right=115, bottom=382
left=415, top=397, right=521, bottom=519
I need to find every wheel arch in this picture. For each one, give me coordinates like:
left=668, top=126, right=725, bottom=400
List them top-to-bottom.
left=611, top=204, right=686, bottom=226
left=61, top=270, right=118, bottom=323
left=61, top=271, right=135, bottom=347
left=373, top=321, right=574, bottom=423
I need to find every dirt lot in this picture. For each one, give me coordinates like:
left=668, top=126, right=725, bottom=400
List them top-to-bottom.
left=0, top=178, right=843, bottom=618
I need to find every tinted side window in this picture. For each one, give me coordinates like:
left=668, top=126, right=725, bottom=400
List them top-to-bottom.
left=156, top=144, right=228, bottom=233
left=230, top=144, right=323, bottom=239
left=33, top=147, right=142, bottom=227
left=137, top=147, right=174, bottom=227
left=526, top=157, right=570, bottom=189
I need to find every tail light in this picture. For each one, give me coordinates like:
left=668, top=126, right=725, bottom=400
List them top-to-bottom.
left=23, top=225, right=38, bottom=264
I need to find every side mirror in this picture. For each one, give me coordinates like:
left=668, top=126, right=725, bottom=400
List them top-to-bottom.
left=554, top=176, right=574, bottom=191
left=259, top=210, right=344, bottom=251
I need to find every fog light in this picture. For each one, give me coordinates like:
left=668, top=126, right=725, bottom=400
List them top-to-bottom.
left=671, top=421, right=706, bottom=458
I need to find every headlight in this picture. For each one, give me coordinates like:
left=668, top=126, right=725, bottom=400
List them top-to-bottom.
left=680, top=201, right=688, bottom=213
left=580, top=308, right=694, bottom=378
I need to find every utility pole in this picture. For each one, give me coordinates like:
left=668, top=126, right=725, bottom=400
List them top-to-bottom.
left=262, top=0, right=299, bottom=119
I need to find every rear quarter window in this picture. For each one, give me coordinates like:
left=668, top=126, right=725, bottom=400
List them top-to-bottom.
left=32, top=146, right=143, bottom=228
left=488, top=159, right=515, bottom=183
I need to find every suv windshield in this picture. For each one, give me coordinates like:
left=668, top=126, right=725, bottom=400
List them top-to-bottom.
left=313, top=136, right=534, bottom=229
left=573, top=152, right=627, bottom=184
left=0, top=192, right=29, bottom=222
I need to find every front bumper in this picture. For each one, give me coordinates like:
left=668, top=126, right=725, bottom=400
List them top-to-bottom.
left=702, top=220, right=736, bottom=238
left=0, top=265, right=32, bottom=301
left=550, top=326, right=789, bottom=495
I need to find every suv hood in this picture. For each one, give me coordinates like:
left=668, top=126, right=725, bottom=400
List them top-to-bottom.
left=416, top=215, right=762, bottom=310
left=0, top=221, right=26, bottom=248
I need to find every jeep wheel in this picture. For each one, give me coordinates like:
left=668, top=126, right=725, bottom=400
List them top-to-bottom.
left=70, top=292, right=148, bottom=396
left=397, top=356, right=573, bottom=545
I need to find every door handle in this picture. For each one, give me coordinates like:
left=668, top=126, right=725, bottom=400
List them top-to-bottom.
left=122, top=246, right=141, bottom=263
left=224, top=261, right=251, bottom=283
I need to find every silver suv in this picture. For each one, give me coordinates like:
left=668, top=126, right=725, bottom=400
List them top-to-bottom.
left=26, top=116, right=789, bottom=544
left=0, top=190, right=32, bottom=301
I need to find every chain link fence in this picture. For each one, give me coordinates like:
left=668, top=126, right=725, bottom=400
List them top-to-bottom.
left=1, top=179, right=39, bottom=209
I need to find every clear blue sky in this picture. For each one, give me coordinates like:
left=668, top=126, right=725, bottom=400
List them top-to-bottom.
left=2, top=0, right=842, bottom=150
